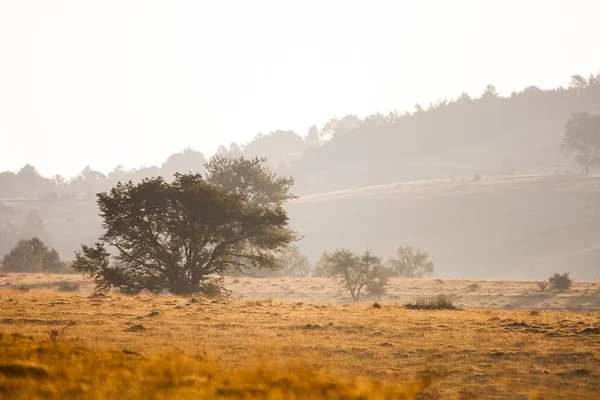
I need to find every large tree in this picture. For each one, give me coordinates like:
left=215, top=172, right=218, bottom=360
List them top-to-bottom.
left=561, top=112, right=600, bottom=174
left=72, top=165, right=295, bottom=295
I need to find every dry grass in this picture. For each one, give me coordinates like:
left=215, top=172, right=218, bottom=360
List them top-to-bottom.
left=4, top=274, right=600, bottom=311
left=1, top=281, right=600, bottom=399
left=0, top=333, right=428, bottom=400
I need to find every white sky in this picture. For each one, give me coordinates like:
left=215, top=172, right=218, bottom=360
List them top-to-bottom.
left=1, top=0, right=599, bottom=178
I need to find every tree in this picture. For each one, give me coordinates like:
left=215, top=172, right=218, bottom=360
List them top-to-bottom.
left=570, top=74, right=588, bottom=93
left=561, top=112, right=600, bottom=174
left=160, top=147, right=207, bottom=180
left=205, top=156, right=299, bottom=275
left=205, top=156, right=296, bottom=206
left=72, top=165, right=295, bottom=295
left=1, top=237, right=63, bottom=273
left=275, top=245, right=312, bottom=277
left=387, top=246, right=435, bottom=278
left=317, top=249, right=386, bottom=301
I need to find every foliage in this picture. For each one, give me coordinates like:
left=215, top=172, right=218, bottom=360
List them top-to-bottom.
left=561, top=112, right=600, bottom=173
left=72, top=159, right=295, bottom=295
left=1, top=238, right=66, bottom=273
left=387, top=246, right=435, bottom=278
left=317, top=249, right=388, bottom=301
left=548, top=272, right=573, bottom=291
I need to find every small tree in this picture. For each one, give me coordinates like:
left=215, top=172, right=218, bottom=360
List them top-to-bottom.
left=561, top=112, right=600, bottom=174
left=72, top=163, right=295, bottom=295
left=1, top=237, right=63, bottom=273
left=276, top=245, right=312, bottom=277
left=387, top=246, right=435, bottom=278
left=318, top=249, right=387, bottom=301
left=548, top=272, right=573, bottom=291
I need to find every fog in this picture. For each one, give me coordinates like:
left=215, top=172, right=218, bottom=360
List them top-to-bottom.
left=1, top=1, right=600, bottom=281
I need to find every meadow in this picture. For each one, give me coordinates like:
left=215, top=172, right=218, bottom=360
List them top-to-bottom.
left=1, top=275, right=600, bottom=399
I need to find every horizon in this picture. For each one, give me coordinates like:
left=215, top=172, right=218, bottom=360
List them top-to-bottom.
left=1, top=0, right=599, bottom=178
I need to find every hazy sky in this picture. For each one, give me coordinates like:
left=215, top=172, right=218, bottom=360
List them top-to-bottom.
left=1, top=0, right=599, bottom=178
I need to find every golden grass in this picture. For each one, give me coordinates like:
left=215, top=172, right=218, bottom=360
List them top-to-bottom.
left=1, top=285, right=600, bottom=399
left=0, top=333, right=428, bottom=399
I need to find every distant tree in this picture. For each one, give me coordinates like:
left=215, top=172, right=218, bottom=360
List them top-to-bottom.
left=570, top=74, right=588, bottom=93
left=482, top=84, right=498, bottom=98
left=561, top=112, right=600, bottom=174
left=321, top=115, right=362, bottom=139
left=305, top=125, right=321, bottom=146
left=160, top=147, right=207, bottom=179
left=72, top=163, right=295, bottom=295
left=108, top=165, right=131, bottom=182
left=1, top=237, right=62, bottom=273
left=275, top=245, right=312, bottom=277
left=387, top=246, right=435, bottom=278
left=317, top=249, right=387, bottom=301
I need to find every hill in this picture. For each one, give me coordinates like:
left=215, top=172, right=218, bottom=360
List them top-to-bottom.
left=287, top=173, right=600, bottom=280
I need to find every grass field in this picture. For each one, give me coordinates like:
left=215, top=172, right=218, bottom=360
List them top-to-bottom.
left=1, top=275, right=600, bottom=399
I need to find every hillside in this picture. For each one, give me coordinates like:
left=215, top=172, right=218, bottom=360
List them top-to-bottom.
left=1, top=173, right=600, bottom=281
left=287, top=173, right=600, bottom=280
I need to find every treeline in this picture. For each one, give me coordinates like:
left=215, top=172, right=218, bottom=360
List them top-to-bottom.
left=1, top=72, right=600, bottom=199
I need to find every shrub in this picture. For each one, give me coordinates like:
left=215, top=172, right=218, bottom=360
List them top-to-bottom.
left=548, top=273, right=572, bottom=291
left=366, top=277, right=390, bottom=296
left=58, top=281, right=80, bottom=292
left=537, top=282, right=550, bottom=291
left=405, top=294, right=456, bottom=310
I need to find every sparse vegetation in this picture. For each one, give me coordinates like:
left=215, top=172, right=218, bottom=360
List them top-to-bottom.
left=549, top=272, right=573, bottom=291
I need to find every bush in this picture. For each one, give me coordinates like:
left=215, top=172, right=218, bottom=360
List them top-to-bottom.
left=548, top=273, right=572, bottom=291
left=366, top=277, right=390, bottom=296
left=58, top=281, right=80, bottom=292
left=537, top=281, right=550, bottom=291
left=405, top=294, right=456, bottom=310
